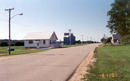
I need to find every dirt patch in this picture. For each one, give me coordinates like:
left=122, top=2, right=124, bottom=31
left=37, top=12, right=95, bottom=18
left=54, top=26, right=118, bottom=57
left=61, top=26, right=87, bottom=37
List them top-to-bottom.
left=69, top=44, right=100, bottom=81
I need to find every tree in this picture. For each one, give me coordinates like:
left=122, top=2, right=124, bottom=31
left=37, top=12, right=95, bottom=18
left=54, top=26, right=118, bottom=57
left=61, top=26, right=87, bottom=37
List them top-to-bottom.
left=107, top=0, right=130, bottom=36
left=121, top=34, right=130, bottom=44
left=101, top=37, right=112, bottom=44
left=101, top=37, right=106, bottom=43
left=75, top=40, right=81, bottom=44
left=0, top=42, right=8, bottom=46
left=15, top=42, right=24, bottom=46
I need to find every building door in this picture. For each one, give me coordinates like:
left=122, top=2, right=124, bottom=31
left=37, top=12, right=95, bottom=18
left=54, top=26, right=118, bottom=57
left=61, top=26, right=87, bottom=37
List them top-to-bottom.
left=37, top=43, right=40, bottom=48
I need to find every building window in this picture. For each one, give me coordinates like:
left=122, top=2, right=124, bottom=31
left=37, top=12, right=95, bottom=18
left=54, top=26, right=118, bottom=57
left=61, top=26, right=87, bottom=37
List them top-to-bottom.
left=29, top=40, right=33, bottom=44
left=35, top=40, right=40, bottom=41
left=43, top=40, right=46, bottom=44
left=50, top=40, right=51, bottom=44
left=51, top=41, right=56, bottom=44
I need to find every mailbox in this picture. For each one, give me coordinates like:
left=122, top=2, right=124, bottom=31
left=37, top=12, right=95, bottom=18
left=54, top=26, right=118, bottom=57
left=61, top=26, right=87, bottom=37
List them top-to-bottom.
left=8, top=48, right=15, bottom=51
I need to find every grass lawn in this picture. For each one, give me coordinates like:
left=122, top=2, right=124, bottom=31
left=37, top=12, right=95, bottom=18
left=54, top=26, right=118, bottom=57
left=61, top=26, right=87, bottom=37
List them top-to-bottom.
left=61, top=44, right=87, bottom=48
left=84, top=44, right=130, bottom=81
left=0, top=46, right=48, bottom=56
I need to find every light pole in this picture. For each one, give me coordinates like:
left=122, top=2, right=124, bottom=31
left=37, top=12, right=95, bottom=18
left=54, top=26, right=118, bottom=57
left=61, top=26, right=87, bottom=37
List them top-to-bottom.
left=5, top=8, right=23, bottom=55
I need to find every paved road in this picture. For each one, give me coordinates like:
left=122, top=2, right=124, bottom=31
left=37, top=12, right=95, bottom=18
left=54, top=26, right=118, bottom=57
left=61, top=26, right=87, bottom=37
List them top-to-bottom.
left=0, top=44, right=99, bottom=81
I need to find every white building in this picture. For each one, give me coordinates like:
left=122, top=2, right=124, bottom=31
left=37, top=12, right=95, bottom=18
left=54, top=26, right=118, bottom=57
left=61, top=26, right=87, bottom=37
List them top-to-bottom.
left=24, top=32, right=60, bottom=48
left=111, top=34, right=121, bottom=44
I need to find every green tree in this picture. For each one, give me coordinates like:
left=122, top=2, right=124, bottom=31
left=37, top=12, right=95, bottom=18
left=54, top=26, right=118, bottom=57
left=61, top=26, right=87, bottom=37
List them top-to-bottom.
left=107, top=0, right=130, bottom=36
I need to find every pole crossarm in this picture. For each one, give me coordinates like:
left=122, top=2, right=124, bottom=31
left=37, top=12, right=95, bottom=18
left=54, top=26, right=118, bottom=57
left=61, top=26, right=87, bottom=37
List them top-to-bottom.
left=5, top=8, right=14, bottom=11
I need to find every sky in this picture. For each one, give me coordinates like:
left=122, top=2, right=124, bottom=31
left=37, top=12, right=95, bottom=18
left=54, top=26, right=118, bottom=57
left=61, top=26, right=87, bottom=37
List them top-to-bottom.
left=0, top=0, right=114, bottom=41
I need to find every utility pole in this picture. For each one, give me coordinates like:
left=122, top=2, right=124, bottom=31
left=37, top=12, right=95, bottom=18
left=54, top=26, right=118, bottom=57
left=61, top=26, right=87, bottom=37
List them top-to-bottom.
left=5, top=8, right=14, bottom=55
left=5, top=8, right=23, bottom=55
left=81, top=34, right=84, bottom=44
left=90, top=36, right=92, bottom=41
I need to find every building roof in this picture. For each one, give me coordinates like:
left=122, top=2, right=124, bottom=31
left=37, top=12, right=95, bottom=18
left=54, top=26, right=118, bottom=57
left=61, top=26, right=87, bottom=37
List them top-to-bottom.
left=23, top=32, right=57, bottom=40
left=112, top=34, right=121, bottom=40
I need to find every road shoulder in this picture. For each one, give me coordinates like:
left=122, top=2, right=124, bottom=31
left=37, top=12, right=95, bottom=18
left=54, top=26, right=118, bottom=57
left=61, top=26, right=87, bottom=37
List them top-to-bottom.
left=69, top=44, right=100, bottom=81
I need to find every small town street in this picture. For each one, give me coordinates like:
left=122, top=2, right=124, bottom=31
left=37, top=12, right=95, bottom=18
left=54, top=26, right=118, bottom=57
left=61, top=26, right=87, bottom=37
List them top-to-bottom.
left=0, top=44, right=99, bottom=81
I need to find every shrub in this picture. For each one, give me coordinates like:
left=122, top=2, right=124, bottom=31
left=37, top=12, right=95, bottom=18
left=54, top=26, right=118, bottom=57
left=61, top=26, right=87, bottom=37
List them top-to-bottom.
left=121, top=35, right=130, bottom=44
left=101, top=37, right=112, bottom=44
left=0, top=42, right=8, bottom=46
left=15, top=42, right=24, bottom=46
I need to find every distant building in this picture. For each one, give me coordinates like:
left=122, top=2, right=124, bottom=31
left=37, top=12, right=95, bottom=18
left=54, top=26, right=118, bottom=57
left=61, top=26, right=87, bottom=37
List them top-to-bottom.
left=23, top=32, right=60, bottom=48
left=64, top=32, right=76, bottom=45
left=111, top=34, right=121, bottom=44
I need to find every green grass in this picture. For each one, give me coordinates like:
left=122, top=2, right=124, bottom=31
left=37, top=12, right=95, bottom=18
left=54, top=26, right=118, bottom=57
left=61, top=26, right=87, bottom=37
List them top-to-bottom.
left=61, top=44, right=87, bottom=48
left=84, top=44, right=130, bottom=81
left=0, top=46, right=48, bottom=56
